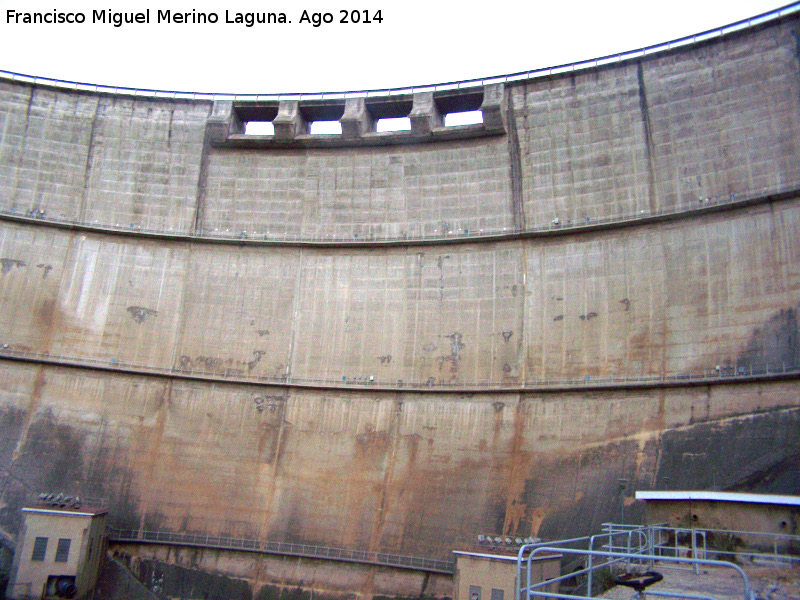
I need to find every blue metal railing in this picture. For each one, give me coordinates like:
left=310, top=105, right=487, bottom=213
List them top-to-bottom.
left=516, top=523, right=800, bottom=600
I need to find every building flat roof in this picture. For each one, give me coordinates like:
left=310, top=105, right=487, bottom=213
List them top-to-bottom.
left=635, top=491, right=800, bottom=506
left=22, top=506, right=108, bottom=518
left=453, top=550, right=562, bottom=562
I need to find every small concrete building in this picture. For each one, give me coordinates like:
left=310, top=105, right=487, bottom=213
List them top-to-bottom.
left=636, top=491, right=799, bottom=554
left=636, top=491, right=799, bottom=534
left=7, top=505, right=107, bottom=600
left=453, top=548, right=560, bottom=600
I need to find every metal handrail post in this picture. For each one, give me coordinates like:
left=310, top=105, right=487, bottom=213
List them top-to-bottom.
left=649, top=527, right=657, bottom=568
left=626, top=530, right=633, bottom=569
left=701, top=531, right=707, bottom=561
left=586, top=534, right=596, bottom=597
left=526, top=550, right=533, bottom=600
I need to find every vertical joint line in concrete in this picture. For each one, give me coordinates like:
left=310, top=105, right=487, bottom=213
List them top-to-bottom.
left=790, top=26, right=800, bottom=108
left=637, top=62, right=658, bottom=213
left=22, top=86, right=35, bottom=135
left=11, top=87, right=36, bottom=208
left=506, top=92, right=525, bottom=231
left=79, top=98, right=100, bottom=224
left=192, top=105, right=216, bottom=235
left=168, top=243, right=194, bottom=373
left=519, top=243, right=529, bottom=387
left=284, top=248, right=304, bottom=381
left=368, top=397, right=403, bottom=552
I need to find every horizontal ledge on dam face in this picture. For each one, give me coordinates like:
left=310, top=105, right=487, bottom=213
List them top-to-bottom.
left=207, top=86, right=507, bottom=148
left=217, top=125, right=506, bottom=149
left=0, top=184, right=796, bottom=249
left=1, top=349, right=798, bottom=395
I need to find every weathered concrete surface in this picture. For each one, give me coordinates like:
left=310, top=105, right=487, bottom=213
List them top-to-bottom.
left=0, top=7, right=797, bottom=588
left=1, top=19, right=799, bottom=240
left=514, top=20, right=800, bottom=227
left=0, top=86, right=210, bottom=229
left=200, top=138, right=513, bottom=240
left=0, top=200, right=797, bottom=383
left=0, top=360, right=797, bottom=561
left=108, top=543, right=453, bottom=600
left=96, top=557, right=162, bottom=600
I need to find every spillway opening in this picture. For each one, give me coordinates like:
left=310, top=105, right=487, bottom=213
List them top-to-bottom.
left=435, top=88, right=484, bottom=127
left=366, top=96, right=413, bottom=133
left=301, top=102, right=345, bottom=135
left=235, top=104, right=279, bottom=136
left=443, top=111, right=482, bottom=127
left=376, top=117, right=411, bottom=132
left=244, top=121, right=275, bottom=135
left=309, top=121, right=342, bottom=135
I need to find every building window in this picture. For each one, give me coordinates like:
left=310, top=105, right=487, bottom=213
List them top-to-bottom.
left=31, top=537, right=48, bottom=561
left=55, top=538, right=71, bottom=562
left=469, top=585, right=481, bottom=600
left=491, top=589, right=504, bottom=600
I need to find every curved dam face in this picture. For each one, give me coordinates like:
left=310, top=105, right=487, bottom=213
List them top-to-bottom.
left=0, top=12, right=799, bottom=564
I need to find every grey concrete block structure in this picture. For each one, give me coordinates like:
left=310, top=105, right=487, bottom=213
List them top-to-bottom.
left=0, top=7, right=798, bottom=599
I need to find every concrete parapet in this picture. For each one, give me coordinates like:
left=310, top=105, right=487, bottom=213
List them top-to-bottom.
left=480, top=83, right=505, bottom=131
left=217, top=87, right=505, bottom=149
left=409, top=91, right=443, bottom=134
left=340, top=97, right=374, bottom=138
left=205, top=100, right=241, bottom=143
left=211, top=100, right=234, bottom=121
left=273, top=100, right=307, bottom=139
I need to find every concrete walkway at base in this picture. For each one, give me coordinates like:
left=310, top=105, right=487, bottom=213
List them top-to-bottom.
left=597, top=564, right=800, bottom=600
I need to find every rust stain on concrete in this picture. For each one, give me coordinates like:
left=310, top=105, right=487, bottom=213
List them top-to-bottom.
left=12, top=367, right=46, bottom=461
left=501, top=398, right=534, bottom=536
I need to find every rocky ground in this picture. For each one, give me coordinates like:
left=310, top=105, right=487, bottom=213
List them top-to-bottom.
left=596, top=563, right=799, bottom=600
left=746, top=566, right=800, bottom=600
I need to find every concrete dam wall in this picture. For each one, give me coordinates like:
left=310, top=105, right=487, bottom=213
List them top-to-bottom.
left=0, top=8, right=799, bottom=575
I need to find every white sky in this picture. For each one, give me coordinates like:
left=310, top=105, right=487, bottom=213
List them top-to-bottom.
left=0, top=1, right=793, bottom=94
